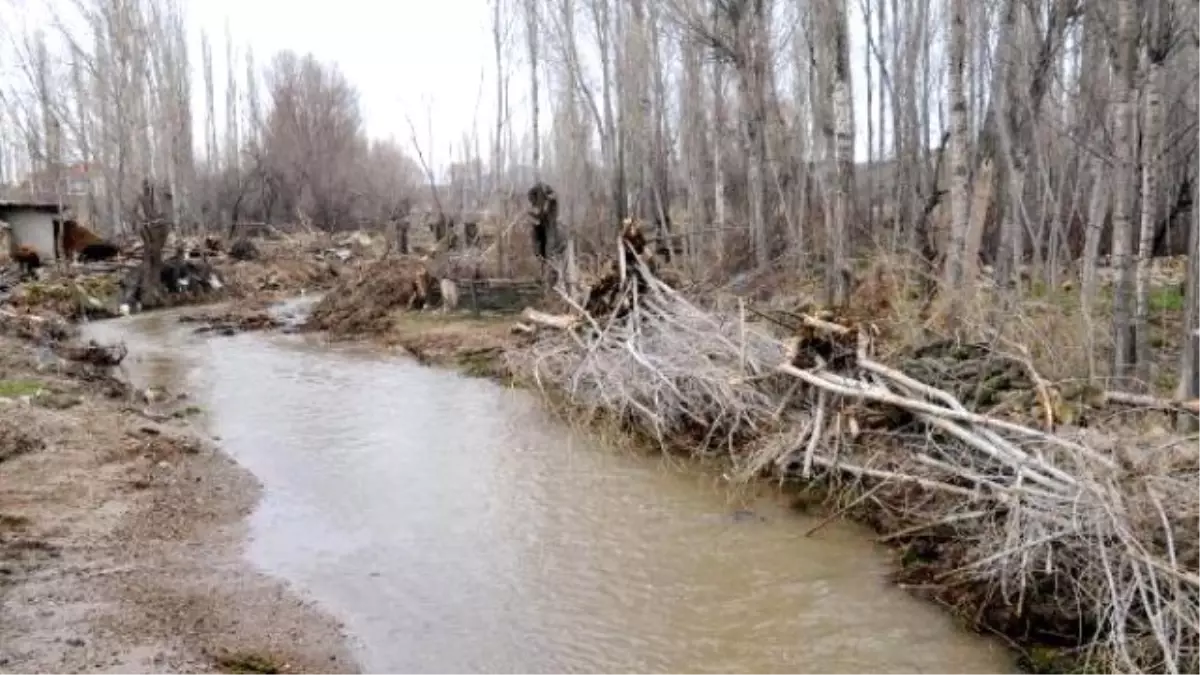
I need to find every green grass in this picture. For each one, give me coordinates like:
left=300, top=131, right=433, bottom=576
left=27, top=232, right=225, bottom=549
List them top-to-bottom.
left=1149, top=284, right=1186, bottom=312
left=0, top=379, right=43, bottom=398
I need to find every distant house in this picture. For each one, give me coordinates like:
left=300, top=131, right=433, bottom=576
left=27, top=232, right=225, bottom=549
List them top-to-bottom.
left=0, top=200, right=65, bottom=261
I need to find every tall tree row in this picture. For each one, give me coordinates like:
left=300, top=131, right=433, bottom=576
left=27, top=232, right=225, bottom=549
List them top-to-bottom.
left=500, top=0, right=1197, bottom=391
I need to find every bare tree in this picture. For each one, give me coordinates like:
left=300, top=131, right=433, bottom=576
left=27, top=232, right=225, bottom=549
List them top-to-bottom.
left=260, top=52, right=365, bottom=228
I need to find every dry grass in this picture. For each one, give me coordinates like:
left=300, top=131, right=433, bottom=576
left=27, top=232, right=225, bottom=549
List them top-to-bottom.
left=217, top=232, right=356, bottom=300
left=511, top=246, right=1199, bottom=674
left=716, top=251, right=1187, bottom=393
left=371, top=312, right=517, bottom=378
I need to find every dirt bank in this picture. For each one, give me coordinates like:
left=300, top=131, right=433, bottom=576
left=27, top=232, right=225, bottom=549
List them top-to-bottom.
left=299, top=255, right=523, bottom=378
left=0, top=331, right=358, bottom=673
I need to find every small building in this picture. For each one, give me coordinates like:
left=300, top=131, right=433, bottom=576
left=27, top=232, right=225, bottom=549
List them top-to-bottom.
left=0, top=200, right=65, bottom=261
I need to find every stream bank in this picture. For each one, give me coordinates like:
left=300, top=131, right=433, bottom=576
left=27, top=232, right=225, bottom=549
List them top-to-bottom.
left=0, top=321, right=357, bottom=673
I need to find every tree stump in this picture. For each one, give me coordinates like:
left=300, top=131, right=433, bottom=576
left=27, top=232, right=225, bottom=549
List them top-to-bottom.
left=135, top=179, right=172, bottom=309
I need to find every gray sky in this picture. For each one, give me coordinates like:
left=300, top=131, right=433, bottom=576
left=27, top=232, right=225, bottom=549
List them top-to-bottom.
left=188, top=0, right=503, bottom=171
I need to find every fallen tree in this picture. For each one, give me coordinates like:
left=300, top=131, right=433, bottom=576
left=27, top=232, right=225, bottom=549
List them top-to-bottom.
left=512, top=228, right=1199, bottom=674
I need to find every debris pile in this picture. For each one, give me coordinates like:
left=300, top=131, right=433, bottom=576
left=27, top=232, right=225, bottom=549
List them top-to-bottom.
left=511, top=225, right=1199, bottom=674
left=1, top=229, right=379, bottom=322
left=217, top=233, right=357, bottom=299
left=228, top=237, right=259, bottom=261
left=303, top=256, right=441, bottom=337
left=3, top=268, right=128, bottom=320
left=0, top=307, right=129, bottom=390
left=0, top=308, right=76, bottom=343
left=178, top=308, right=282, bottom=336
left=55, top=340, right=128, bottom=367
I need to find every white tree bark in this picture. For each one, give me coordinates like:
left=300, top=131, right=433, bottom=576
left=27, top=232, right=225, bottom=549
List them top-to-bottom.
left=941, top=0, right=970, bottom=297
left=1109, top=0, right=1138, bottom=378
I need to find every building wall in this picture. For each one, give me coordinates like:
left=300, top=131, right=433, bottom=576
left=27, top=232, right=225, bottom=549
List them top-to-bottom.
left=5, top=210, right=59, bottom=260
left=0, top=224, right=11, bottom=264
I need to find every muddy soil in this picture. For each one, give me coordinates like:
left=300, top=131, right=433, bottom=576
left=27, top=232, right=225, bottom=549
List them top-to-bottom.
left=176, top=303, right=286, bottom=337
left=0, top=333, right=357, bottom=674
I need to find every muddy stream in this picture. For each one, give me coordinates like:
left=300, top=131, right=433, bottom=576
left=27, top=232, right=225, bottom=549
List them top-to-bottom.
left=84, top=303, right=1013, bottom=674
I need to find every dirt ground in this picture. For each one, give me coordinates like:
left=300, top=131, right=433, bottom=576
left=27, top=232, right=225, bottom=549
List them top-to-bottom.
left=373, top=312, right=520, bottom=379
left=0, top=333, right=358, bottom=674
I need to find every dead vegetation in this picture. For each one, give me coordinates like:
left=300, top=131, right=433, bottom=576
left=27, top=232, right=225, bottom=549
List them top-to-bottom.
left=0, top=225, right=375, bottom=328
left=513, top=227, right=1200, bottom=674
left=218, top=233, right=357, bottom=300
left=304, top=255, right=441, bottom=337
left=178, top=306, right=283, bottom=336
left=0, top=417, right=45, bottom=464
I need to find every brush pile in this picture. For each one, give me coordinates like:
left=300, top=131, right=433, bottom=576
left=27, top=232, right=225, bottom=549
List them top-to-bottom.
left=513, top=225, right=1199, bottom=674
left=304, top=255, right=441, bottom=337
left=4, top=271, right=126, bottom=320
left=0, top=307, right=128, bottom=385
left=0, top=308, right=76, bottom=343
left=178, top=308, right=282, bottom=336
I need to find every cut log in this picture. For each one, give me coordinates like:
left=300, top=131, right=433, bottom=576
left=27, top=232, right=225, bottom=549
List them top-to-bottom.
left=521, top=307, right=578, bottom=330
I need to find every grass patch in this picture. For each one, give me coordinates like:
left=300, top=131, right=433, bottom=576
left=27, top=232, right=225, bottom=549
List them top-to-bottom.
left=1149, top=284, right=1185, bottom=312
left=0, top=379, right=44, bottom=398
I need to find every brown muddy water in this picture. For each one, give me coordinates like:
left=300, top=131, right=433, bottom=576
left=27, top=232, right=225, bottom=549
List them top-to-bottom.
left=84, top=304, right=1013, bottom=674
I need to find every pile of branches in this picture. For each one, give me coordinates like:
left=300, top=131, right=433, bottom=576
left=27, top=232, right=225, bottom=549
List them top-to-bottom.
left=514, top=220, right=790, bottom=450
left=513, top=229, right=1199, bottom=674
left=303, top=255, right=442, bottom=337
left=0, top=307, right=129, bottom=385
left=0, top=308, right=75, bottom=343
left=56, top=339, right=128, bottom=367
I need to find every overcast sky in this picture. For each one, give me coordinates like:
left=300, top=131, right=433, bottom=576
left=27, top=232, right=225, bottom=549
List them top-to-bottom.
left=188, top=0, right=502, bottom=166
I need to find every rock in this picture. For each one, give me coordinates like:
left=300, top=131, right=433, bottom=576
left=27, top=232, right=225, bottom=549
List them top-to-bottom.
left=730, top=509, right=766, bottom=523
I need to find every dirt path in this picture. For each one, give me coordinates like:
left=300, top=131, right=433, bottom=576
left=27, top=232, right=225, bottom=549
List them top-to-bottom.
left=0, top=333, right=358, bottom=674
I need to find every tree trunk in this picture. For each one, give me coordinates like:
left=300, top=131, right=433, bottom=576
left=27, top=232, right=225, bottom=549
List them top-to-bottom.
left=525, top=0, right=540, bottom=175
left=828, top=0, right=855, bottom=305
left=941, top=0, right=970, bottom=302
left=1110, top=0, right=1138, bottom=379
left=1134, top=53, right=1165, bottom=385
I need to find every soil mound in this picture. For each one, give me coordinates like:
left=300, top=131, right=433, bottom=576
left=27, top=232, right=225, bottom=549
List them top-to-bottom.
left=305, top=256, right=440, bottom=337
